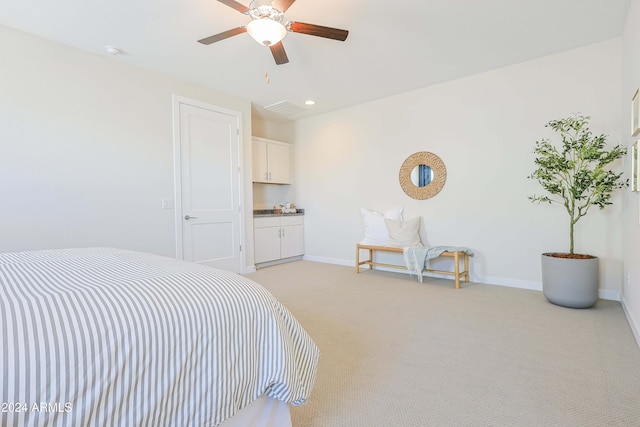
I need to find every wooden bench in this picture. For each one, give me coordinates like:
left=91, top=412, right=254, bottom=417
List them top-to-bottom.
left=355, top=244, right=470, bottom=289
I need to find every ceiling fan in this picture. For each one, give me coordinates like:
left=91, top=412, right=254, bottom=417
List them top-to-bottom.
left=198, top=0, right=349, bottom=65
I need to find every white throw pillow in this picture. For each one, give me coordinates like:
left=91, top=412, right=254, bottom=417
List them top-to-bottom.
left=359, top=207, right=404, bottom=246
left=385, top=217, right=422, bottom=247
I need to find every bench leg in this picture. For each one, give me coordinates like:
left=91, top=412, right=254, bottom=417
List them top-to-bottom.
left=356, top=246, right=374, bottom=273
left=454, top=252, right=461, bottom=289
left=464, top=253, right=470, bottom=283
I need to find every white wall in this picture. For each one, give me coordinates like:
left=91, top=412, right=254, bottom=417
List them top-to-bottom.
left=621, top=0, right=640, bottom=345
left=0, top=25, right=256, bottom=271
left=294, top=38, right=625, bottom=299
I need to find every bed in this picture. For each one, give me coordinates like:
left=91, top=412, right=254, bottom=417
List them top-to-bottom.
left=0, top=247, right=319, bottom=426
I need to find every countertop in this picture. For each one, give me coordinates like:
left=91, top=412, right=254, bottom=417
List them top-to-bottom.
left=253, top=209, right=305, bottom=217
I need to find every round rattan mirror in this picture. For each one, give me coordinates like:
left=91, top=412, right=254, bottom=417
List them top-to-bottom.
left=399, top=151, right=446, bottom=199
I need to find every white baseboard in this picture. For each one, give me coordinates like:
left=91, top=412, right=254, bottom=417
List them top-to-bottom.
left=302, top=255, right=353, bottom=267
left=598, top=289, right=621, bottom=301
left=621, top=297, right=640, bottom=349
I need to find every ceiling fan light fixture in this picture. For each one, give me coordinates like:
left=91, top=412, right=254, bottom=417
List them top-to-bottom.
left=246, top=18, right=287, bottom=46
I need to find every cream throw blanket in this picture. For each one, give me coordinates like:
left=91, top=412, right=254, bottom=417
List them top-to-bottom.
left=403, top=246, right=474, bottom=283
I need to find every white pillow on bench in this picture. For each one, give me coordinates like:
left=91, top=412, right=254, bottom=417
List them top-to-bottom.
left=359, top=207, right=403, bottom=246
left=385, top=217, right=422, bottom=247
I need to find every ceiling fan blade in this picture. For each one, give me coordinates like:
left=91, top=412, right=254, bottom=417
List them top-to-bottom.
left=217, top=0, right=249, bottom=13
left=273, top=0, right=296, bottom=12
left=289, top=21, right=349, bottom=41
left=198, top=27, right=247, bottom=45
left=269, top=42, right=289, bottom=65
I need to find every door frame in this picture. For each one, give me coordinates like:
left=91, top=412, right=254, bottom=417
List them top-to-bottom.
left=171, top=94, right=245, bottom=271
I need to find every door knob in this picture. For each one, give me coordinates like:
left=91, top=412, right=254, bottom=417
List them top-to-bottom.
left=184, top=215, right=198, bottom=220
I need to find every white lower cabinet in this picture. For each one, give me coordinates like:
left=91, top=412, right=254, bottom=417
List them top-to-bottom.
left=254, top=216, right=304, bottom=264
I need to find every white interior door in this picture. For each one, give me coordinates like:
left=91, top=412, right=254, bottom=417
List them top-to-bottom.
left=173, top=96, right=242, bottom=272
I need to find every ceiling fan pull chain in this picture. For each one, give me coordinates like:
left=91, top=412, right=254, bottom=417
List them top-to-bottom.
left=263, top=48, right=271, bottom=84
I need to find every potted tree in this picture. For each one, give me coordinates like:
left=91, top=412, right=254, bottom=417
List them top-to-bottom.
left=528, top=114, right=627, bottom=308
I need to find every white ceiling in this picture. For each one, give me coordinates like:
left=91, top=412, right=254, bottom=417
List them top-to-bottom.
left=0, top=0, right=631, bottom=121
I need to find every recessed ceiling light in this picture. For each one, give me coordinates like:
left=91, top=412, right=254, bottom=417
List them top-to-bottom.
left=305, top=100, right=316, bottom=106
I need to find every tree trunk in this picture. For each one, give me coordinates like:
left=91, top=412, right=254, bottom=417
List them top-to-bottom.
left=569, top=218, right=574, bottom=254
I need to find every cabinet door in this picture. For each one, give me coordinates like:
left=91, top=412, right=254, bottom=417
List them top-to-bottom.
left=252, top=139, right=269, bottom=183
left=267, top=142, right=291, bottom=184
left=280, top=224, right=304, bottom=258
left=254, top=226, right=281, bottom=263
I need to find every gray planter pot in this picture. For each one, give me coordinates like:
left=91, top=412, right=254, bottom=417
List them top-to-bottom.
left=541, top=253, right=599, bottom=308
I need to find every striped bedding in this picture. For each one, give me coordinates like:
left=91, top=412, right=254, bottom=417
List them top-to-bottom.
left=0, top=248, right=319, bottom=427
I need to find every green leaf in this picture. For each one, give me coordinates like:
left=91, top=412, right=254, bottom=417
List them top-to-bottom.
left=528, top=114, right=626, bottom=253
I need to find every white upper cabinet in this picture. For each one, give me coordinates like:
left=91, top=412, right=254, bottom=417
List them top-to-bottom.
left=252, top=137, right=292, bottom=184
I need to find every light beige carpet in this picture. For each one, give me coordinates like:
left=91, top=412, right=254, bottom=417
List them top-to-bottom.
left=246, top=261, right=640, bottom=427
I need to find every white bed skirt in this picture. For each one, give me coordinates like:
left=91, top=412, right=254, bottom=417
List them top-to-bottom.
left=219, top=396, right=292, bottom=427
